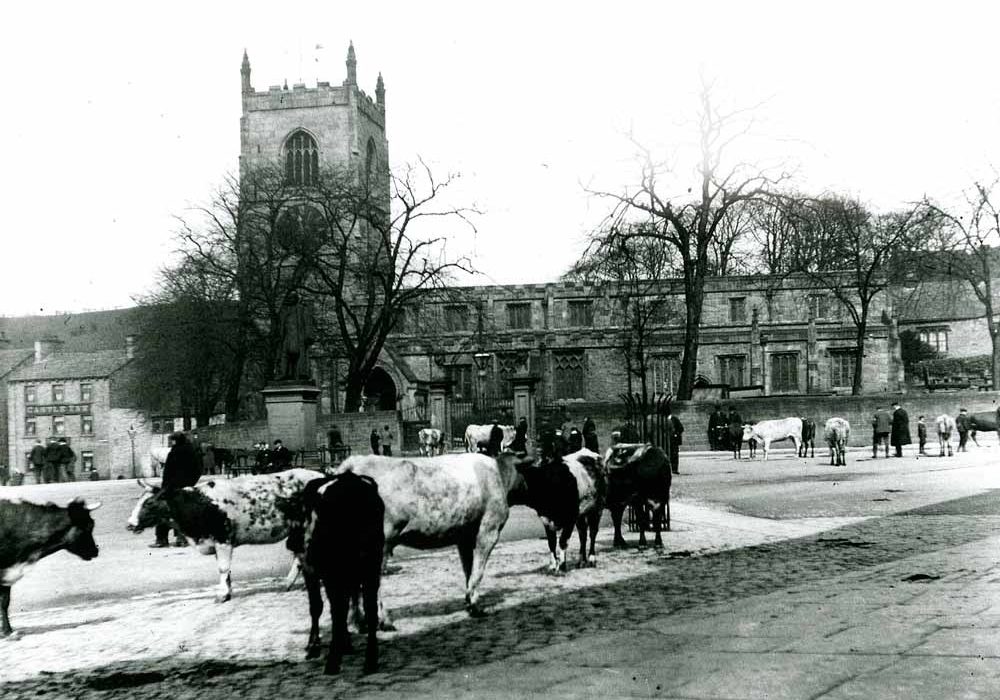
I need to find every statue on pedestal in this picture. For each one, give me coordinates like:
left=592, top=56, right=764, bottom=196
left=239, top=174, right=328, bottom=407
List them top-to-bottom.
left=279, top=292, right=315, bottom=382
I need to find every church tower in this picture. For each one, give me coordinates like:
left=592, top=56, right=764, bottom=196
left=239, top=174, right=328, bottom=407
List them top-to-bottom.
left=239, top=43, right=388, bottom=198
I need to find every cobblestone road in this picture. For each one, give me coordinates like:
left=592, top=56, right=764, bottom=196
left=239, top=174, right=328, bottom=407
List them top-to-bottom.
left=0, top=482, right=1000, bottom=699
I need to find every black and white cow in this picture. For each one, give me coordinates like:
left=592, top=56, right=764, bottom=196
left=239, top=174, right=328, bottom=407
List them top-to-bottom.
left=604, top=443, right=672, bottom=548
left=508, top=448, right=607, bottom=573
left=127, top=468, right=324, bottom=602
left=1, top=498, right=101, bottom=636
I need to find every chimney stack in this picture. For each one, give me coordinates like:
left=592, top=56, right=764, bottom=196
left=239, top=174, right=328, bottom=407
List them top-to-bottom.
left=125, top=334, right=136, bottom=360
left=34, top=336, right=63, bottom=364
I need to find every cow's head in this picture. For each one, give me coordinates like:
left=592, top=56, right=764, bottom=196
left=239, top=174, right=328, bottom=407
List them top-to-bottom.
left=741, top=424, right=755, bottom=442
left=275, top=477, right=331, bottom=555
left=126, top=479, right=171, bottom=533
left=65, top=498, right=101, bottom=560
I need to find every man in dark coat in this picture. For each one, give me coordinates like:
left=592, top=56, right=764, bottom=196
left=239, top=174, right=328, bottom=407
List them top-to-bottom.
left=890, top=402, right=911, bottom=458
left=708, top=405, right=725, bottom=450
left=725, top=407, right=743, bottom=453
left=872, top=407, right=892, bottom=458
left=956, top=408, right=971, bottom=452
left=668, top=411, right=684, bottom=475
left=510, top=417, right=529, bottom=453
left=582, top=417, right=599, bottom=453
left=486, top=421, right=504, bottom=457
left=567, top=426, right=583, bottom=452
left=370, top=429, right=380, bottom=455
left=153, top=432, right=202, bottom=548
left=57, top=438, right=76, bottom=482
left=271, top=439, right=292, bottom=469
left=29, top=440, right=46, bottom=485
left=43, top=440, right=62, bottom=484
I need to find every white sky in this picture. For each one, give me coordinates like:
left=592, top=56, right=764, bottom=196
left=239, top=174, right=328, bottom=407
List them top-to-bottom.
left=2, top=1, right=999, bottom=315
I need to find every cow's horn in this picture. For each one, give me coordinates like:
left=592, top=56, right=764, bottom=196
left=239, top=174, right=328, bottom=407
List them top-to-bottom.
left=86, top=501, right=103, bottom=511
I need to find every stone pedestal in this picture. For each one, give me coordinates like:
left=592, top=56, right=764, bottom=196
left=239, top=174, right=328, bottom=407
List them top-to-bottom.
left=262, top=382, right=320, bottom=452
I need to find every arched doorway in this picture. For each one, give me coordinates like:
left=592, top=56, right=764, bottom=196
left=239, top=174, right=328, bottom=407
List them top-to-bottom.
left=364, top=367, right=398, bottom=411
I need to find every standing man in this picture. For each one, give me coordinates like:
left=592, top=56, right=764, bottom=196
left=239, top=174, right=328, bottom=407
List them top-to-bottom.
left=890, top=402, right=911, bottom=458
left=708, top=405, right=725, bottom=451
left=872, top=406, right=892, bottom=459
left=956, top=408, right=971, bottom=452
left=667, top=410, right=684, bottom=475
left=917, top=415, right=928, bottom=456
left=510, top=416, right=529, bottom=453
left=582, top=416, right=599, bottom=453
left=486, top=420, right=504, bottom=457
left=380, top=425, right=394, bottom=457
left=567, top=426, right=583, bottom=453
left=370, top=429, right=380, bottom=455
left=153, top=432, right=202, bottom=548
left=57, top=438, right=76, bottom=482
left=29, top=439, right=45, bottom=485
left=43, top=439, right=62, bottom=483
left=271, top=439, right=292, bottom=469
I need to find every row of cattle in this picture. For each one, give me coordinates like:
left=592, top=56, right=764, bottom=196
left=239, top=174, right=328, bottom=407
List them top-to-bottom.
left=736, top=412, right=978, bottom=464
left=417, top=424, right=517, bottom=456
left=0, top=443, right=673, bottom=676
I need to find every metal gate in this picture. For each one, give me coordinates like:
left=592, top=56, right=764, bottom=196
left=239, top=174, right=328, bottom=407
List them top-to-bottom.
left=449, top=391, right=515, bottom=450
left=619, top=392, right=673, bottom=532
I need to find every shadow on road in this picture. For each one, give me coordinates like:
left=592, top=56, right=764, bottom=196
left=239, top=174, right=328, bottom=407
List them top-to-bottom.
left=4, top=490, right=1000, bottom=698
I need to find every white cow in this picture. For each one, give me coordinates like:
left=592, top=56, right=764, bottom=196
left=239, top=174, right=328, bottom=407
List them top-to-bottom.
left=936, top=414, right=957, bottom=457
left=742, top=417, right=803, bottom=461
left=823, top=417, right=851, bottom=466
left=464, top=424, right=515, bottom=453
left=417, top=428, right=446, bottom=456
left=149, top=446, right=170, bottom=474
left=334, top=451, right=528, bottom=625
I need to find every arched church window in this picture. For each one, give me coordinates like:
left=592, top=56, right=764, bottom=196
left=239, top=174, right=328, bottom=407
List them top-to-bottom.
left=284, top=130, right=319, bottom=186
left=365, top=137, right=377, bottom=187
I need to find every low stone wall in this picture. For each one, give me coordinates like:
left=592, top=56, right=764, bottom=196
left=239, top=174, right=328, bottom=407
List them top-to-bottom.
left=539, top=390, right=1000, bottom=452
left=196, top=411, right=403, bottom=458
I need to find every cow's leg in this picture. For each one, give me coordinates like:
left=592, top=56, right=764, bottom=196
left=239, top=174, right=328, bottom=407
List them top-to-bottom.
left=791, top=436, right=801, bottom=458
left=810, top=441, right=815, bottom=458
left=650, top=500, right=664, bottom=548
left=609, top=503, right=627, bottom=548
left=636, top=504, right=649, bottom=548
left=584, top=509, right=601, bottom=566
left=464, top=524, right=502, bottom=617
left=557, top=524, right=573, bottom=573
left=544, top=525, right=559, bottom=573
left=214, top=543, right=234, bottom=603
left=285, top=557, right=301, bottom=591
left=303, top=568, right=324, bottom=659
left=362, top=568, right=380, bottom=674
left=324, top=583, right=349, bottom=675
left=0, top=585, right=12, bottom=637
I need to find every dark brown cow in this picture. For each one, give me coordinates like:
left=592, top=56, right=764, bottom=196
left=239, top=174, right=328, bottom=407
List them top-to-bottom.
left=603, top=444, right=672, bottom=548
left=1, top=498, right=101, bottom=636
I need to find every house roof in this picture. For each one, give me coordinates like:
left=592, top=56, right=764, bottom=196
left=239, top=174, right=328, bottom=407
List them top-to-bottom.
left=0, top=307, right=140, bottom=352
left=0, top=348, right=33, bottom=378
left=8, top=350, right=131, bottom=382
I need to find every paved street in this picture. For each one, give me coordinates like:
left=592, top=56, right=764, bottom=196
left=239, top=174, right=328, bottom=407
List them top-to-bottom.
left=2, top=444, right=1000, bottom=698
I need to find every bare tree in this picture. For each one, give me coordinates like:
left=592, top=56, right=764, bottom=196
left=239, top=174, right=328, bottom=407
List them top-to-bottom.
left=590, top=84, right=785, bottom=399
left=296, top=160, right=477, bottom=412
left=922, top=180, right=1000, bottom=388
left=786, top=196, right=928, bottom=394
left=570, top=221, right=682, bottom=405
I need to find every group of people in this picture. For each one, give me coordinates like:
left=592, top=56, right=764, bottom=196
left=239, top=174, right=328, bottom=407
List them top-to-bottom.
left=706, top=405, right=744, bottom=452
left=915, top=407, right=981, bottom=455
left=369, top=425, right=395, bottom=456
left=25, top=438, right=77, bottom=484
left=252, top=439, right=293, bottom=471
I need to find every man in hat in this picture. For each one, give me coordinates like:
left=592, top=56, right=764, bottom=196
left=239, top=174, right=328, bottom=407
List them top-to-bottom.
left=890, top=402, right=910, bottom=458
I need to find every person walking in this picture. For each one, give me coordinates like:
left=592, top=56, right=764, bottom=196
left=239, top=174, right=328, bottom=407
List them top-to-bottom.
left=890, top=402, right=911, bottom=458
left=872, top=406, right=892, bottom=459
left=956, top=408, right=971, bottom=452
left=668, top=410, right=684, bottom=475
left=917, top=415, right=927, bottom=456
left=510, top=416, right=529, bottom=453
left=582, top=416, right=599, bottom=453
left=380, top=425, right=394, bottom=457
left=370, top=429, right=380, bottom=455
left=153, top=432, right=202, bottom=548
left=57, top=438, right=76, bottom=482
left=29, top=439, right=45, bottom=485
